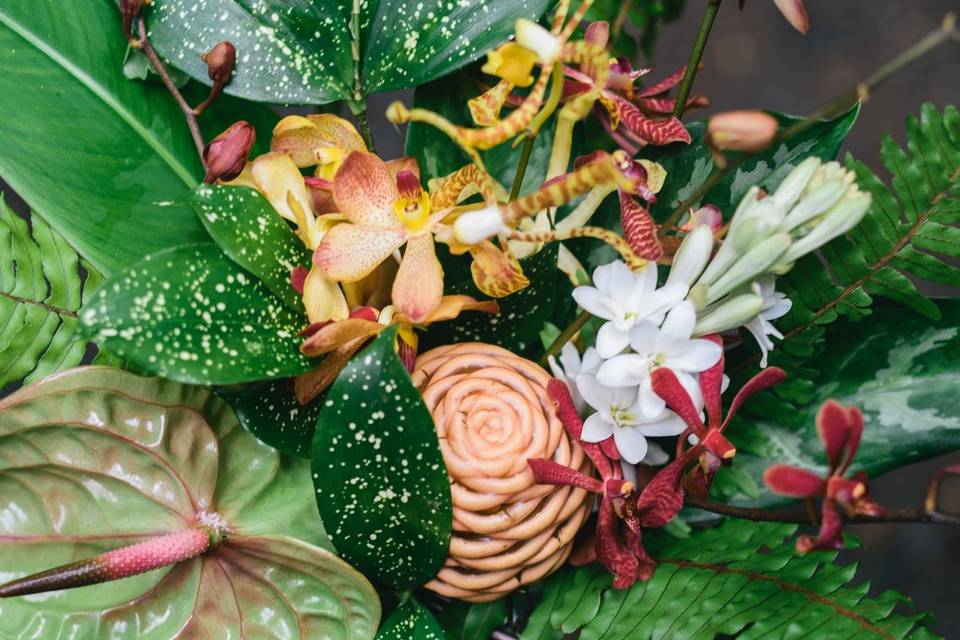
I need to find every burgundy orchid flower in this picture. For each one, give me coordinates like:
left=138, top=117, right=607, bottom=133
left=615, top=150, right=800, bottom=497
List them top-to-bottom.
left=651, top=334, right=787, bottom=495
left=764, top=400, right=884, bottom=553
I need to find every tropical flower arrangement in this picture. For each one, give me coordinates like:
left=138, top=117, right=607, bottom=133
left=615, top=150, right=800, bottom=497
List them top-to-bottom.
left=0, top=0, right=958, bottom=638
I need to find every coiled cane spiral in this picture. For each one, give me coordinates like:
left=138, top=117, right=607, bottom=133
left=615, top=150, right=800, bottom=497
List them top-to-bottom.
left=412, top=343, right=593, bottom=602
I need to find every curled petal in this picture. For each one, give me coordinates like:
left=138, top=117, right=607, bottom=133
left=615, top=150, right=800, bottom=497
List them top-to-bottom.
left=773, top=0, right=809, bottom=35
left=584, top=21, right=610, bottom=48
left=636, top=66, right=687, bottom=97
left=468, top=79, right=515, bottom=126
left=617, top=99, right=691, bottom=145
left=271, top=114, right=365, bottom=169
left=333, top=151, right=401, bottom=228
left=251, top=152, right=319, bottom=244
left=619, top=193, right=663, bottom=260
left=314, top=223, right=406, bottom=282
left=392, top=234, right=443, bottom=324
left=470, top=241, right=530, bottom=298
left=290, top=266, right=309, bottom=295
left=302, top=266, right=349, bottom=324
left=414, top=295, right=499, bottom=325
left=300, top=317, right=384, bottom=358
left=698, top=334, right=725, bottom=429
left=294, top=338, right=370, bottom=404
left=720, top=366, right=787, bottom=431
left=650, top=367, right=707, bottom=436
left=816, top=399, right=863, bottom=472
left=633, top=451, right=692, bottom=528
left=528, top=458, right=603, bottom=493
left=763, top=464, right=825, bottom=498
left=596, top=498, right=640, bottom=589
left=798, top=500, right=844, bottom=554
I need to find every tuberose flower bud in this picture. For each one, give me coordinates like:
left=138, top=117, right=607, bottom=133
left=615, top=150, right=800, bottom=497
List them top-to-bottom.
left=773, top=0, right=810, bottom=35
left=203, top=42, right=236, bottom=86
left=707, top=110, right=778, bottom=153
left=203, top=121, right=256, bottom=184
left=667, top=224, right=714, bottom=287
left=706, top=232, right=792, bottom=303
left=693, top=293, right=764, bottom=336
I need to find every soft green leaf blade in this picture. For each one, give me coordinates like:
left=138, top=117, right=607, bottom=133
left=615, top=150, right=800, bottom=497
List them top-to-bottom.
left=0, top=0, right=266, bottom=274
left=147, top=0, right=354, bottom=104
left=362, top=0, right=553, bottom=93
left=644, top=106, right=860, bottom=222
left=193, top=184, right=313, bottom=312
left=80, top=243, right=314, bottom=385
left=734, top=299, right=960, bottom=500
left=312, top=326, right=452, bottom=590
left=0, top=367, right=379, bottom=639
left=225, top=378, right=321, bottom=458
left=524, top=521, right=937, bottom=640
left=376, top=599, right=445, bottom=640
left=461, top=600, right=508, bottom=640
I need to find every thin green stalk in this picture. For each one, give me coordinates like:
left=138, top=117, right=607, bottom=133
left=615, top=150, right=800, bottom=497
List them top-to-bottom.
left=672, top=0, right=722, bottom=118
left=658, top=12, right=958, bottom=236
left=510, top=136, right=536, bottom=200
left=539, top=310, right=591, bottom=367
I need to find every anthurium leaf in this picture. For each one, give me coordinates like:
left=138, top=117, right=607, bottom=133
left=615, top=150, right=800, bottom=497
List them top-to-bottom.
left=0, top=0, right=270, bottom=275
left=361, top=0, right=553, bottom=94
left=643, top=106, right=860, bottom=222
left=193, top=184, right=312, bottom=312
left=80, top=243, right=314, bottom=385
left=731, top=299, right=960, bottom=503
left=312, top=326, right=452, bottom=590
left=0, top=367, right=379, bottom=639
left=225, top=378, right=321, bottom=458
left=376, top=599, right=445, bottom=640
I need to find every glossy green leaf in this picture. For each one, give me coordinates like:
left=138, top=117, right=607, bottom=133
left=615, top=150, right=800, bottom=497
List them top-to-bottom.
left=0, top=0, right=270, bottom=275
left=147, top=0, right=553, bottom=104
left=644, top=106, right=860, bottom=223
left=193, top=184, right=313, bottom=312
left=80, top=243, right=314, bottom=385
left=732, top=299, right=960, bottom=501
left=312, top=326, right=452, bottom=590
left=0, top=367, right=379, bottom=639
left=225, top=378, right=321, bottom=458
left=522, top=521, right=937, bottom=640
left=376, top=600, right=446, bottom=640
left=461, top=600, right=509, bottom=640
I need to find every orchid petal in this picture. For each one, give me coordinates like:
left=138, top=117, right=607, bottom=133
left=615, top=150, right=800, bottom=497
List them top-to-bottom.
left=271, top=114, right=366, bottom=169
left=332, top=151, right=401, bottom=228
left=251, top=152, right=319, bottom=244
left=314, top=223, right=406, bottom=282
left=392, top=234, right=443, bottom=323
left=469, top=241, right=530, bottom=298
left=301, top=266, right=349, bottom=324
left=416, top=295, right=498, bottom=324
left=660, top=300, right=696, bottom=340
left=300, top=317, right=383, bottom=358
left=596, top=322, right=630, bottom=359
left=698, top=335, right=725, bottom=429
left=596, top=354, right=650, bottom=387
left=721, top=366, right=787, bottom=430
left=650, top=367, right=706, bottom=435
left=816, top=399, right=858, bottom=471
left=613, top=428, right=649, bottom=465
left=763, top=464, right=825, bottom=498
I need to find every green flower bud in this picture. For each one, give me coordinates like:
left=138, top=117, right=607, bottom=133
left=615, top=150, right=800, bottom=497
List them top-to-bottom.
left=706, top=233, right=792, bottom=304
left=693, top=293, right=765, bottom=336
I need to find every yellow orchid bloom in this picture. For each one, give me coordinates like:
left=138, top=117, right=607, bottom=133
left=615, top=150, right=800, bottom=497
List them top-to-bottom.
left=270, top=114, right=366, bottom=180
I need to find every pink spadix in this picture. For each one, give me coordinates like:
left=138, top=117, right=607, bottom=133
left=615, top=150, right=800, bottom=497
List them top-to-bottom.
left=0, top=527, right=214, bottom=598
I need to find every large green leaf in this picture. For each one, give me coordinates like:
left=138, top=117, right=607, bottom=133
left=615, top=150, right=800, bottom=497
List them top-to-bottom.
left=0, top=0, right=269, bottom=275
left=147, top=0, right=553, bottom=104
left=644, top=106, right=860, bottom=223
left=192, top=184, right=313, bottom=312
left=0, top=201, right=88, bottom=388
left=80, top=243, right=314, bottom=385
left=731, top=299, right=960, bottom=501
left=312, top=327, right=452, bottom=590
left=0, top=367, right=379, bottom=639
left=225, top=378, right=322, bottom=458
left=521, top=521, right=938, bottom=640
left=376, top=600, right=446, bottom=640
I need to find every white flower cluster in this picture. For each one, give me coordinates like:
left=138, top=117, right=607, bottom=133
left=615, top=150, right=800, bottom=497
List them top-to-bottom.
left=551, top=157, right=871, bottom=465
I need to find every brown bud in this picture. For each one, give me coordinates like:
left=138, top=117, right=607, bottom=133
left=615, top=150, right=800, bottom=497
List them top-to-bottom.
left=120, top=0, right=149, bottom=45
left=202, top=42, right=236, bottom=86
left=706, top=110, right=778, bottom=167
left=202, top=121, right=255, bottom=184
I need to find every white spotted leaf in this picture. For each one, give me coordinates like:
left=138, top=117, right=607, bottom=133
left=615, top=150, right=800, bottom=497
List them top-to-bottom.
left=146, top=0, right=553, bottom=104
left=80, top=243, right=314, bottom=385
left=312, top=326, right=453, bottom=590
left=0, top=367, right=380, bottom=639
left=375, top=599, right=446, bottom=640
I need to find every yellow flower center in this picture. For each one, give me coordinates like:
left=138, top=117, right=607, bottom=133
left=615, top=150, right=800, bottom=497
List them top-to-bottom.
left=481, top=42, right=538, bottom=88
left=393, top=190, right=432, bottom=233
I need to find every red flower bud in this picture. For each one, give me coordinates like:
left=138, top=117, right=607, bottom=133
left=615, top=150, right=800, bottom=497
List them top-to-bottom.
left=119, top=0, right=149, bottom=45
left=203, top=42, right=237, bottom=86
left=707, top=110, right=779, bottom=154
left=202, top=121, right=255, bottom=184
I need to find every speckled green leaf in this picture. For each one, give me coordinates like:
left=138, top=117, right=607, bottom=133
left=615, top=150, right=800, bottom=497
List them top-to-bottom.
left=0, top=0, right=273, bottom=275
left=147, top=0, right=553, bottom=104
left=361, top=0, right=553, bottom=94
left=643, top=106, right=859, bottom=223
left=193, top=184, right=313, bottom=312
left=80, top=243, right=314, bottom=385
left=732, top=300, right=960, bottom=503
left=312, top=326, right=452, bottom=590
left=0, top=367, right=379, bottom=640
left=225, top=378, right=322, bottom=458
left=376, top=600, right=446, bottom=640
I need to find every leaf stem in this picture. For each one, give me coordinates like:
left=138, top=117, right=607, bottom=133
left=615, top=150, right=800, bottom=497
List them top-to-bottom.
left=672, top=0, right=722, bottom=119
left=658, top=12, right=958, bottom=236
left=136, top=17, right=205, bottom=159
left=351, top=102, right=376, bottom=152
left=510, top=136, right=536, bottom=201
left=0, top=290, right=78, bottom=318
left=539, top=309, right=592, bottom=368
left=684, top=495, right=960, bottom=525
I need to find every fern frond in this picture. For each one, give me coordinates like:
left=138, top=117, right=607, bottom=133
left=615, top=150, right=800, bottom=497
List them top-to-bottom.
left=755, top=103, right=960, bottom=402
left=0, top=198, right=100, bottom=388
left=520, top=521, right=938, bottom=640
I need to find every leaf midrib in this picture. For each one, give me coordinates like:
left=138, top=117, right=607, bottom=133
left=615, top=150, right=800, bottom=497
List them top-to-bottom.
left=0, top=7, right=197, bottom=188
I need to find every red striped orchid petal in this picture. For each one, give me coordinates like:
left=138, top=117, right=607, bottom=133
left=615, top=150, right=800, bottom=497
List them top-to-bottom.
left=636, top=65, right=688, bottom=97
left=617, top=99, right=692, bottom=145
left=619, top=192, right=663, bottom=260
left=698, top=334, right=725, bottom=429
left=720, top=366, right=787, bottom=431
left=650, top=367, right=707, bottom=437
left=547, top=379, right=614, bottom=479
left=528, top=458, right=604, bottom=493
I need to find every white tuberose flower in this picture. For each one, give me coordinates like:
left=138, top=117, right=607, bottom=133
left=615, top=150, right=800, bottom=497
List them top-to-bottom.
left=572, top=261, right=686, bottom=358
left=744, top=276, right=792, bottom=367
left=596, top=300, right=722, bottom=391
left=548, top=343, right=601, bottom=412
left=576, top=374, right=687, bottom=464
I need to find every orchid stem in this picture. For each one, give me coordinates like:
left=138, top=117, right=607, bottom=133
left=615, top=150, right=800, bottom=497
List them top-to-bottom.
left=612, top=0, right=634, bottom=44
left=672, top=0, right=721, bottom=119
left=659, top=12, right=958, bottom=237
left=137, top=17, right=205, bottom=159
left=351, top=103, right=376, bottom=153
left=510, top=135, right=536, bottom=200
left=539, top=309, right=592, bottom=367
left=684, top=495, right=960, bottom=525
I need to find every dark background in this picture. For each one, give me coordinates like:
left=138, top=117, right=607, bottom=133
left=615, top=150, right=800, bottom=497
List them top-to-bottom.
left=3, top=0, right=958, bottom=635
